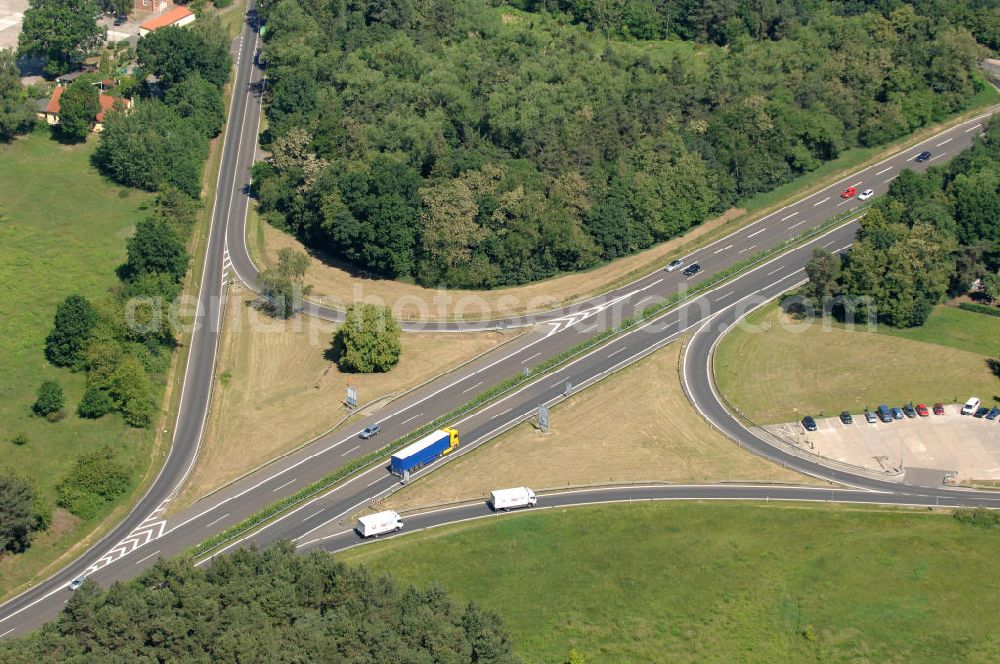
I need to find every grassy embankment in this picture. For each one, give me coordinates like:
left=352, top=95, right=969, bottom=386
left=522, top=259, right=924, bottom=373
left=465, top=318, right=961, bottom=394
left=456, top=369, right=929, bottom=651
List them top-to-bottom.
left=0, top=130, right=154, bottom=596
left=715, top=303, right=1000, bottom=424
left=384, top=339, right=813, bottom=514
left=341, top=502, right=1000, bottom=663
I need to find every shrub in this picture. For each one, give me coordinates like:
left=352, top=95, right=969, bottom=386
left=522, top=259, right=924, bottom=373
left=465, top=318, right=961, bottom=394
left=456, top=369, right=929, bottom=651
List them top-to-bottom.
left=44, top=294, right=99, bottom=369
left=958, top=302, right=1000, bottom=318
left=332, top=304, right=402, bottom=373
left=33, top=380, right=65, bottom=417
left=78, top=385, right=114, bottom=419
left=10, top=433, right=28, bottom=446
left=57, top=446, right=131, bottom=519
left=953, top=507, right=1000, bottom=527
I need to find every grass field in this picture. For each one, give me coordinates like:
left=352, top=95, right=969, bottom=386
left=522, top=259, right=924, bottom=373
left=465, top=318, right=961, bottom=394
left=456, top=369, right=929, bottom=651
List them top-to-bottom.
left=0, top=129, right=155, bottom=596
left=172, top=290, right=512, bottom=509
left=715, top=303, right=1000, bottom=424
left=385, top=339, right=810, bottom=513
left=340, top=502, right=1000, bottom=663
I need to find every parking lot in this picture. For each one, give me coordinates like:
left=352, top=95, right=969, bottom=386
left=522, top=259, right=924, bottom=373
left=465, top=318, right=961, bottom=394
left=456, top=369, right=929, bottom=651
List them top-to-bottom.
left=767, top=403, right=1000, bottom=483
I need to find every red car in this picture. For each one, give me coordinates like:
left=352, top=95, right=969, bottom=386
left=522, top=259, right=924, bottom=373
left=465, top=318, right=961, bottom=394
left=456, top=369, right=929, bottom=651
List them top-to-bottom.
left=841, top=187, right=857, bottom=198
left=915, top=403, right=929, bottom=417
left=933, top=403, right=945, bottom=415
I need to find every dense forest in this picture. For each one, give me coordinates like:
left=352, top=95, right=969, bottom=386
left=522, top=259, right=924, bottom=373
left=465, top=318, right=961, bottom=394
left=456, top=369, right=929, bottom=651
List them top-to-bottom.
left=252, top=0, right=990, bottom=289
left=803, top=118, right=1000, bottom=327
left=0, top=543, right=518, bottom=663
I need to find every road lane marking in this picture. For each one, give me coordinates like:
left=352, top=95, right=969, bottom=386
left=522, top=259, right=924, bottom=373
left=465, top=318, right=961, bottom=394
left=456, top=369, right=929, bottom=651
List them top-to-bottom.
left=965, top=123, right=982, bottom=132
left=936, top=138, right=952, bottom=146
left=929, top=153, right=944, bottom=161
left=875, top=166, right=892, bottom=175
left=884, top=176, right=897, bottom=184
left=851, top=181, right=862, bottom=187
left=813, top=197, right=830, bottom=206
left=837, top=199, right=852, bottom=207
left=781, top=212, right=798, bottom=221
left=789, top=219, right=807, bottom=229
left=746, top=227, right=767, bottom=238
left=713, top=244, right=733, bottom=254
left=737, top=244, right=757, bottom=254
left=766, top=267, right=784, bottom=276
left=716, top=291, right=734, bottom=301
left=607, top=347, right=627, bottom=358
left=520, top=352, right=541, bottom=364
left=461, top=381, right=484, bottom=394
left=496, top=408, right=512, bottom=417
left=399, top=413, right=422, bottom=426
left=340, top=445, right=360, bottom=456
left=368, top=475, right=387, bottom=487
left=272, top=479, right=297, bottom=492
left=303, top=509, right=324, bottom=521
left=205, top=513, right=229, bottom=528
left=135, top=550, right=161, bottom=566
left=0, top=628, right=14, bottom=638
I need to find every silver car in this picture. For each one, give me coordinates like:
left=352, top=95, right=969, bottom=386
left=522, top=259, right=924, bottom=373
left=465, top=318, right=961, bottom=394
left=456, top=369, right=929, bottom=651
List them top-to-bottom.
left=857, top=188, right=874, bottom=201
left=665, top=259, right=684, bottom=272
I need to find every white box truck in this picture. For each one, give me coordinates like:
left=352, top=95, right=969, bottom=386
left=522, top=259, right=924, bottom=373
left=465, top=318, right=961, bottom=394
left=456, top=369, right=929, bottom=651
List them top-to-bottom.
left=489, top=487, right=537, bottom=512
left=356, top=510, right=403, bottom=538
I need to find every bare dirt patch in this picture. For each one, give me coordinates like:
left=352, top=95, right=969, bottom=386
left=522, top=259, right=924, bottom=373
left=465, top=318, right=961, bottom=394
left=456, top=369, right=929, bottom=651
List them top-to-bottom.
left=254, top=207, right=745, bottom=322
left=172, top=289, right=510, bottom=509
left=385, top=339, right=815, bottom=513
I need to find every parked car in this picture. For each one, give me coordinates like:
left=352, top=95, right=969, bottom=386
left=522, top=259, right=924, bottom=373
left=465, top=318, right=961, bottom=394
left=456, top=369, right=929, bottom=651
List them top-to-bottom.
left=113, top=14, right=127, bottom=25
left=915, top=151, right=932, bottom=162
left=841, top=187, right=857, bottom=198
left=857, top=189, right=874, bottom=201
left=665, top=259, right=684, bottom=272
left=682, top=263, right=701, bottom=277
left=961, top=397, right=981, bottom=415
left=903, top=403, right=917, bottom=418
left=915, top=403, right=929, bottom=417
left=933, top=403, right=945, bottom=415
left=877, top=404, right=892, bottom=423
left=891, top=407, right=905, bottom=420
left=974, top=407, right=990, bottom=418
left=986, top=407, right=1000, bottom=421
left=864, top=409, right=878, bottom=423
left=839, top=411, right=853, bottom=424
left=802, top=416, right=818, bottom=432
left=359, top=424, right=381, bottom=439
left=67, top=576, right=85, bottom=591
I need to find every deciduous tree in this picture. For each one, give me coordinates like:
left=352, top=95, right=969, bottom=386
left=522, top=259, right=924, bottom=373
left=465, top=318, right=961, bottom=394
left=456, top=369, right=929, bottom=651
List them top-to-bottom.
left=17, top=0, right=104, bottom=76
left=0, top=49, right=35, bottom=141
left=57, top=80, right=99, bottom=141
left=45, top=294, right=99, bottom=369
left=333, top=303, right=402, bottom=373
left=33, top=380, right=65, bottom=417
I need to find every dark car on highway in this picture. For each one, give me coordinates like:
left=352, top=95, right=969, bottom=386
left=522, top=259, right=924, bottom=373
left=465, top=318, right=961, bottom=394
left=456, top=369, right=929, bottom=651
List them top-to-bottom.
left=915, top=151, right=932, bottom=162
left=682, top=263, right=701, bottom=277
left=903, top=403, right=917, bottom=418
left=933, top=403, right=945, bottom=415
left=974, top=407, right=989, bottom=418
left=987, top=407, right=1000, bottom=421
left=839, top=411, right=853, bottom=424
left=802, top=416, right=818, bottom=432
left=359, top=424, right=381, bottom=439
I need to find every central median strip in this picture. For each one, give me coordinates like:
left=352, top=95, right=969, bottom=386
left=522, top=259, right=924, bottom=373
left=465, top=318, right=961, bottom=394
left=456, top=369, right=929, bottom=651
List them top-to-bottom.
left=189, top=205, right=867, bottom=558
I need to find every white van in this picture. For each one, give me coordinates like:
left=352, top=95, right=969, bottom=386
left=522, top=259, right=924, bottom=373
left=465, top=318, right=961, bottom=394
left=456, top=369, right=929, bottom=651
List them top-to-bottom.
left=961, top=397, right=980, bottom=415
left=489, top=487, right=537, bottom=511
left=356, top=510, right=403, bottom=538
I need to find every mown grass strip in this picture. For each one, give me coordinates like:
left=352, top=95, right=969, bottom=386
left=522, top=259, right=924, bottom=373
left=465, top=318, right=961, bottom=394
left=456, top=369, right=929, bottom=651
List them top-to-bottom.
left=191, top=208, right=864, bottom=558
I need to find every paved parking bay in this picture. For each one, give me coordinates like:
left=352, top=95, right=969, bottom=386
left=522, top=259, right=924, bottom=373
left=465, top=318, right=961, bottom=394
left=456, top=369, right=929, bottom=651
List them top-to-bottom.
left=0, top=0, right=27, bottom=50
left=767, top=404, right=1000, bottom=482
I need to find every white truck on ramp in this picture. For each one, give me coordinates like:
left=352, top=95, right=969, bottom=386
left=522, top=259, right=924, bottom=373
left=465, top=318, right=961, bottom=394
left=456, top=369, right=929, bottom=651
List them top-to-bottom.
left=489, top=487, right=538, bottom=511
left=356, top=510, right=403, bottom=538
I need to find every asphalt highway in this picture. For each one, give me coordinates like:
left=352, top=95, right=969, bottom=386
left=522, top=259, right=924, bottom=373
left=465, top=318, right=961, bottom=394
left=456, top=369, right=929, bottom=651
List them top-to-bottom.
left=0, top=0, right=997, bottom=636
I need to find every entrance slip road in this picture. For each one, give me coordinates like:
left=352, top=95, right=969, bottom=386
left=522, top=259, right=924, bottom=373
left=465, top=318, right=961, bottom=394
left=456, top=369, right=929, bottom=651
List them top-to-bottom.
left=0, top=0, right=997, bottom=636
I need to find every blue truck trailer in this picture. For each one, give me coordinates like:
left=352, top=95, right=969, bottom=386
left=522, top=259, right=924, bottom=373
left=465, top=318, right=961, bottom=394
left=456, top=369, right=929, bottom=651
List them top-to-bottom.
left=390, top=428, right=459, bottom=475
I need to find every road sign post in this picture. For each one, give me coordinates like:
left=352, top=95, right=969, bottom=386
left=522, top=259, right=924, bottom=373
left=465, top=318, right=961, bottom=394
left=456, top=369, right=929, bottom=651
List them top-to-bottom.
left=346, top=386, right=358, bottom=409
left=538, top=405, right=550, bottom=432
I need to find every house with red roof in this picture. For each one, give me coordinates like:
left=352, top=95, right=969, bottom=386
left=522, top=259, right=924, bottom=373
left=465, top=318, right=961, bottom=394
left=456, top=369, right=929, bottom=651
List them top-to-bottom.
left=138, top=5, right=195, bottom=36
left=38, top=84, right=134, bottom=133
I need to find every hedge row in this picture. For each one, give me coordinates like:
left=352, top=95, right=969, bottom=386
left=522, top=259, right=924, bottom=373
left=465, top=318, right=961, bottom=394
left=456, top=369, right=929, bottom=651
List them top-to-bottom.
left=958, top=302, right=1000, bottom=318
